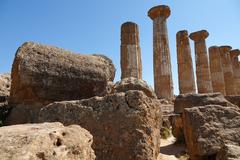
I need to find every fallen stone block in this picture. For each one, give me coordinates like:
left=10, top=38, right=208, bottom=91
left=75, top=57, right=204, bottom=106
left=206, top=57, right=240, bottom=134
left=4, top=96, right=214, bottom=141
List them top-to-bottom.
left=39, top=90, right=162, bottom=160
left=0, top=122, right=95, bottom=160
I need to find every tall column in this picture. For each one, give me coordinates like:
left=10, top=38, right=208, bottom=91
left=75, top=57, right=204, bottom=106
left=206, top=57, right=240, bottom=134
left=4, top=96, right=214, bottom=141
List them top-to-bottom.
left=148, top=5, right=174, bottom=99
left=121, top=22, right=142, bottom=79
left=176, top=30, right=196, bottom=94
left=189, top=30, right=213, bottom=93
left=208, top=46, right=226, bottom=95
left=219, top=46, right=236, bottom=95
left=230, top=49, right=240, bottom=95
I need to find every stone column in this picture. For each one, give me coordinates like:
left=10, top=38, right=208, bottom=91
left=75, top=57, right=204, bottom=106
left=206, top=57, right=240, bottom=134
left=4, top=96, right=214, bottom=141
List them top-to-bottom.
left=148, top=5, right=174, bottom=99
left=121, top=22, right=142, bottom=79
left=176, top=30, right=196, bottom=94
left=189, top=30, right=213, bottom=93
left=208, top=46, right=226, bottom=95
left=219, top=46, right=236, bottom=95
left=230, top=49, right=240, bottom=94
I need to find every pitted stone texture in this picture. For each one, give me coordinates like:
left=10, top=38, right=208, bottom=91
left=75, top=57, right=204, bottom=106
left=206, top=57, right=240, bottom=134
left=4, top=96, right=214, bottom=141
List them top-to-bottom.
left=148, top=5, right=174, bottom=99
left=121, top=22, right=142, bottom=79
left=176, top=30, right=196, bottom=94
left=189, top=30, right=213, bottom=93
left=7, top=42, right=115, bottom=124
left=10, top=42, right=115, bottom=105
left=209, top=46, right=226, bottom=95
left=219, top=46, right=236, bottom=95
left=230, top=49, right=240, bottom=95
left=0, top=73, right=11, bottom=97
left=0, top=74, right=11, bottom=125
left=114, top=77, right=157, bottom=98
left=39, top=90, right=162, bottom=160
left=172, top=93, right=236, bottom=143
left=225, top=95, right=240, bottom=108
left=183, top=105, right=240, bottom=160
left=0, top=122, right=95, bottom=160
left=216, top=144, right=240, bottom=160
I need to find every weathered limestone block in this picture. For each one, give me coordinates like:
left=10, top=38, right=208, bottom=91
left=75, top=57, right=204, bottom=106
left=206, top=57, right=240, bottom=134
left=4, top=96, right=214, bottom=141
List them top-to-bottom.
left=148, top=5, right=174, bottom=99
left=121, top=22, right=142, bottom=79
left=176, top=30, right=196, bottom=94
left=189, top=30, right=213, bottom=93
left=6, top=42, right=115, bottom=125
left=10, top=42, right=115, bottom=105
left=209, top=46, right=226, bottom=95
left=219, top=46, right=236, bottom=95
left=230, top=49, right=240, bottom=95
left=0, top=73, right=11, bottom=97
left=0, top=74, right=11, bottom=125
left=114, top=77, right=157, bottom=98
left=39, top=90, right=162, bottom=160
left=172, top=93, right=235, bottom=142
left=174, top=93, right=233, bottom=114
left=225, top=95, right=240, bottom=108
left=183, top=105, right=240, bottom=160
left=170, top=114, right=184, bottom=141
left=0, top=122, right=95, bottom=160
left=216, top=144, right=240, bottom=160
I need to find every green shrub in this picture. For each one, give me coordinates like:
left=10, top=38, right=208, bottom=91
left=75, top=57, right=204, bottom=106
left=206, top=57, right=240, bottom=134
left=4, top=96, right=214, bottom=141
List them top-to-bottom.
left=160, top=127, right=171, bottom=139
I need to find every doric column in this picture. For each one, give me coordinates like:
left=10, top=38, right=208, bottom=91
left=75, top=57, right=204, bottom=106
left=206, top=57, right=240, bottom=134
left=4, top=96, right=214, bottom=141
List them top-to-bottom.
left=148, top=5, right=174, bottom=99
left=120, top=22, right=142, bottom=79
left=176, top=30, right=196, bottom=94
left=189, top=30, right=213, bottom=93
left=208, top=46, right=226, bottom=95
left=219, top=46, right=236, bottom=95
left=230, top=49, right=240, bottom=94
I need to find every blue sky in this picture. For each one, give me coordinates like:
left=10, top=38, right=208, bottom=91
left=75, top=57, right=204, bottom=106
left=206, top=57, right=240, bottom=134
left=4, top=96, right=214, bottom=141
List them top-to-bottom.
left=0, top=0, right=240, bottom=95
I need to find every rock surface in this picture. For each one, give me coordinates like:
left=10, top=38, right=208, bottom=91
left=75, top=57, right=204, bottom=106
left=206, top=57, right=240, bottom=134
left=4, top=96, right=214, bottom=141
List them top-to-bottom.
left=6, top=42, right=115, bottom=125
left=10, top=42, right=115, bottom=105
left=0, top=73, right=11, bottom=97
left=0, top=73, right=11, bottom=125
left=114, top=77, right=157, bottom=98
left=39, top=90, right=162, bottom=160
left=172, top=93, right=236, bottom=142
left=174, top=93, right=234, bottom=114
left=225, top=95, right=240, bottom=108
left=0, top=96, right=11, bottom=125
left=182, top=105, right=240, bottom=160
left=170, top=114, right=184, bottom=142
left=0, top=122, right=95, bottom=160
left=216, top=144, right=240, bottom=160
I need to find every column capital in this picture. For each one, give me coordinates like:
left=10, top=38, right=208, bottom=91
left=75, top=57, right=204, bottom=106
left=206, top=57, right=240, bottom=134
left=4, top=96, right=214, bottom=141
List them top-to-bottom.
left=148, top=5, right=171, bottom=20
left=189, top=30, right=209, bottom=42
left=219, top=46, right=232, bottom=54
left=230, top=49, right=240, bottom=58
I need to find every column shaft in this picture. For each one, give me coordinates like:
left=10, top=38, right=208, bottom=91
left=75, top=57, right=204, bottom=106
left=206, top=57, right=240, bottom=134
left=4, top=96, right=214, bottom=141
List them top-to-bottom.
left=148, top=5, right=174, bottom=99
left=121, top=22, right=142, bottom=79
left=176, top=30, right=196, bottom=94
left=189, top=30, right=213, bottom=93
left=209, top=46, right=226, bottom=95
left=219, top=46, right=236, bottom=95
left=230, top=49, right=240, bottom=95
